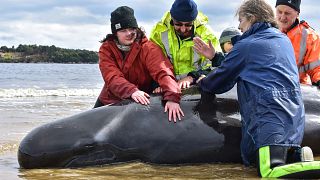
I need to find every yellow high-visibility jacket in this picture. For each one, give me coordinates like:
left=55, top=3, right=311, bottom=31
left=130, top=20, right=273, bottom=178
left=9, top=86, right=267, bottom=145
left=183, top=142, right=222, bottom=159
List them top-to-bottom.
left=150, top=11, right=221, bottom=79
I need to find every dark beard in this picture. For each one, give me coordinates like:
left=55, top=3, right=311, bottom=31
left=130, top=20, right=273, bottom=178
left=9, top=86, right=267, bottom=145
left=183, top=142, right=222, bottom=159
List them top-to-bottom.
left=176, top=30, right=193, bottom=40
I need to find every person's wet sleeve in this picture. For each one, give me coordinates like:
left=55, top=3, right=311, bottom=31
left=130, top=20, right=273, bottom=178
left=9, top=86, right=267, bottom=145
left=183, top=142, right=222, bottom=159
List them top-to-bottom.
left=199, top=44, right=246, bottom=94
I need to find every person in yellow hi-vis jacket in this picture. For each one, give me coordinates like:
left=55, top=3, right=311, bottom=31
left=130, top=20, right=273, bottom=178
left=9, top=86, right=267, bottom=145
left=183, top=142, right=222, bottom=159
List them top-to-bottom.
left=150, top=0, right=221, bottom=91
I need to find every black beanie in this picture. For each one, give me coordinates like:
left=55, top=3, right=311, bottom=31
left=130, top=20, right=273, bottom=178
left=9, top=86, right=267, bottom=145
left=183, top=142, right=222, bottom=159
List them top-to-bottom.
left=170, top=0, right=198, bottom=22
left=276, top=0, right=301, bottom=12
left=110, top=6, right=138, bottom=34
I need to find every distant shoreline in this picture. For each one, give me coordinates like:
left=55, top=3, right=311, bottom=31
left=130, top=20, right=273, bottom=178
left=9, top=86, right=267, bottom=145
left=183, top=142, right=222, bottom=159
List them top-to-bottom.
left=0, top=44, right=98, bottom=64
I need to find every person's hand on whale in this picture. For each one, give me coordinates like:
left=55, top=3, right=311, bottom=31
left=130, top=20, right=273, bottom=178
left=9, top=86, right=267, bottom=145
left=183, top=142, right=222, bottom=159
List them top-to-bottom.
left=196, top=75, right=206, bottom=84
left=178, top=76, right=193, bottom=89
left=152, top=87, right=163, bottom=94
left=131, top=90, right=150, bottom=105
left=165, top=101, right=184, bottom=123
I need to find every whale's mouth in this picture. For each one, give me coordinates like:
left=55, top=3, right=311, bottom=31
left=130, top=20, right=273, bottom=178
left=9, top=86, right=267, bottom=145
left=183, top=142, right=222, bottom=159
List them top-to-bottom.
left=18, top=142, right=141, bottom=168
left=65, top=143, right=141, bottom=167
left=18, top=148, right=75, bottom=169
left=66, top=149, right=115, bottom=167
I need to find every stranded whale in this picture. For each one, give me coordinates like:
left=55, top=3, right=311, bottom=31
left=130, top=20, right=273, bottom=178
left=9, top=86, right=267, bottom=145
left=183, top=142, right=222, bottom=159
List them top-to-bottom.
left=18, top=85, right=320, bottom=169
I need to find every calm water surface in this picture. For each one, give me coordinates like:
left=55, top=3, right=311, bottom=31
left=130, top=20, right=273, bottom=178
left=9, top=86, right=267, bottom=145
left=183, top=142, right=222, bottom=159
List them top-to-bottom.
left=0, top=63, right=292, bottom=179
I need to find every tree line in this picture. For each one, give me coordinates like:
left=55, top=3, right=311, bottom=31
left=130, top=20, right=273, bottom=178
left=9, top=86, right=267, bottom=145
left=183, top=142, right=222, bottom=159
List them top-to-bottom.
left=0, top=44, right=98, bottom=63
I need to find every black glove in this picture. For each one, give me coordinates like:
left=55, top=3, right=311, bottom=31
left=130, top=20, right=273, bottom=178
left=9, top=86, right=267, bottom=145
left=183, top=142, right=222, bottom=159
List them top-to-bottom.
left=211, top=52, right=225, bottom=67
left=187, top=68, right=211, bottom=85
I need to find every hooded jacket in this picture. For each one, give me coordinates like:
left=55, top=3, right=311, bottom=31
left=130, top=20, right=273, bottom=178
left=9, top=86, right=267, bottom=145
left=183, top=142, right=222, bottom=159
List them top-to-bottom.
left=150, top=11, right=221, bottom=79
left=199, top=22, right=305, bottom=165
left=98, top=34, right=181, bottom=105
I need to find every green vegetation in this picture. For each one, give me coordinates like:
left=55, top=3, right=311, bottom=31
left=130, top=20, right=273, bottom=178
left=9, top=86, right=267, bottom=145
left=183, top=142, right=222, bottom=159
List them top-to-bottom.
left=0, top=44, right=98, bottom=63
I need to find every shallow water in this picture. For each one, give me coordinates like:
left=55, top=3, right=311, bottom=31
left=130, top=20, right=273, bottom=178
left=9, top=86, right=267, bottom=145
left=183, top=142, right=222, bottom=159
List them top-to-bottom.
left=1, top=63, right=318, bottom=179
left=0, top=95, right=260, bottom=179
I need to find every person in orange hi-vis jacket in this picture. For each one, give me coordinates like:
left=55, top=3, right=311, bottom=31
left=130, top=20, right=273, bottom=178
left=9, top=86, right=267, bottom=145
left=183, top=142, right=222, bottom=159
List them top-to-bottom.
left=275, top=0, right=320, bottom=87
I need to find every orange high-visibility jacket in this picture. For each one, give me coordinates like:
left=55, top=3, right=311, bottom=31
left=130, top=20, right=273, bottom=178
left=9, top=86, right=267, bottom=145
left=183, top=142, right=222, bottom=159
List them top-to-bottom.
left=287, top=20, right=320, bottom=85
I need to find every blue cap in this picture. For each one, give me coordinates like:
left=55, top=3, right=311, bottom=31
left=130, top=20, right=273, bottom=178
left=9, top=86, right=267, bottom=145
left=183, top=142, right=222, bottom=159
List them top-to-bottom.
left=170, top=0, right=198, bottom=22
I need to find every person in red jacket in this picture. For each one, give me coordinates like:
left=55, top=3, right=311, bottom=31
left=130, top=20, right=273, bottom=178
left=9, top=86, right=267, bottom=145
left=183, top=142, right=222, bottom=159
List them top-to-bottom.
left=275, top=0, right=320, bottom=86
left=94, top=6, right=184, bottom=122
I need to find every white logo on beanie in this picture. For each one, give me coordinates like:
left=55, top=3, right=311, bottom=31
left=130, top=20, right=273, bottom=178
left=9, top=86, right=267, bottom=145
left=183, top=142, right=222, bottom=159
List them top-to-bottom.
left=288, top=0, right=292, bottom=3
left=115, top=23, right=121, bottom=30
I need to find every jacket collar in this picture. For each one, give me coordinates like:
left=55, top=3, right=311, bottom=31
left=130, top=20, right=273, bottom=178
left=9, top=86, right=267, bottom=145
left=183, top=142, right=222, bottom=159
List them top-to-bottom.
left=286, top=18, right=300, bottom=34
left=232, top=22, right=272, bottom=45
left=107, top=35, right=147, bottom=74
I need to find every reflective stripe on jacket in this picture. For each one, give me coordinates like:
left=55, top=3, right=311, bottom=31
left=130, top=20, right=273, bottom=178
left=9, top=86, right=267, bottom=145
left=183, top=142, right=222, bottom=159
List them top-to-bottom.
left=150, top=11, right=221, bottom=77
left=287, top=20, right=320, bottom=84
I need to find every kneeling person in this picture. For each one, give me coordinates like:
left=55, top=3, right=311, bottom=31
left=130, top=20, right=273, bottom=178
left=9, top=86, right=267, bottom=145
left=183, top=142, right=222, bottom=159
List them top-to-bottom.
left=197, top=0, right=320, bottom=178
left=95, top=6, right=184, bottom=122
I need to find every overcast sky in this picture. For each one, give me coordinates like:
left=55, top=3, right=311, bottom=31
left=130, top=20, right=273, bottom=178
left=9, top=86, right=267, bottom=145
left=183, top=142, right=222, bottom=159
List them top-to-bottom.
left=0, top=0, right=318, bottom=51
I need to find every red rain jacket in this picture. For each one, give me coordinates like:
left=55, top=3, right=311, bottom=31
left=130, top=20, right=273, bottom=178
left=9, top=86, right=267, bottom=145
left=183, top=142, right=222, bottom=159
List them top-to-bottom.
left=98, top=35, right=181, bottom=105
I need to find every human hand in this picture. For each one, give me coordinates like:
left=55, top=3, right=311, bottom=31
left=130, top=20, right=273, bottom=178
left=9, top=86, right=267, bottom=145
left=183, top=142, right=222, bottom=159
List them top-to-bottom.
left=193, top=37, right=216, bottom=59
left=196, top=75, right=206, bottom=84
left=178, top=76, right=193, bottom=89
left=152, top=87, right=163, bottom=94
left=131, top=90, right=150, bottom=105
left=164, top=101, right=184, bottom=123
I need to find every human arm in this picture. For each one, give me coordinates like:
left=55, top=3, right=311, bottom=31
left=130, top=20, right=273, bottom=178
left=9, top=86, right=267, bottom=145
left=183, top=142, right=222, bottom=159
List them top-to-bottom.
left=184, top=26, right=223, bottom=86
left=181, top=35, right=215, bottom=88
left=144, top=41, right=184, bottom=120
left=145, top=42, right=181, bottom=102
left=99, top=43, right=139, bottom=100
left=198, top=43, right=246, bottom=94
left=186, top=52, right=225, bottom=85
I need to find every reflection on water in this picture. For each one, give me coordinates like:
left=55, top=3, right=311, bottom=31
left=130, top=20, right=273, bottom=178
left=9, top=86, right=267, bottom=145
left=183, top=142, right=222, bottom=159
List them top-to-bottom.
left=1, top=84, right=319, bottom=179
left=0, top=95, right=259, bottom=179
left=2, top=151, right=260, bottom=179
left=2, top=153, right=318, bottom=180
left=17, top=162, right=258, bottom=179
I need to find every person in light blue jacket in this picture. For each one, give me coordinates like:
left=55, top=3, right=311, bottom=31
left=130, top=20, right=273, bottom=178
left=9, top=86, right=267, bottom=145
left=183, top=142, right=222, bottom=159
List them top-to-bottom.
left=197, top=0, right=320, bottom=178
